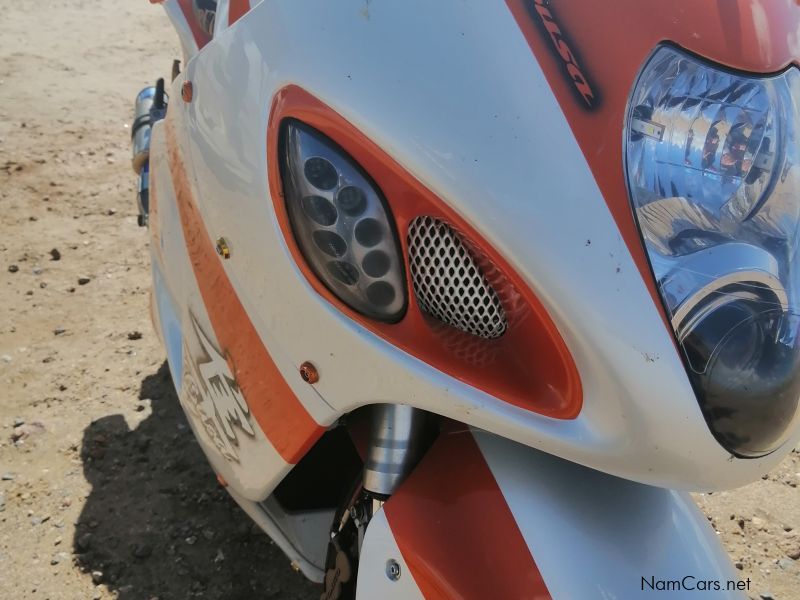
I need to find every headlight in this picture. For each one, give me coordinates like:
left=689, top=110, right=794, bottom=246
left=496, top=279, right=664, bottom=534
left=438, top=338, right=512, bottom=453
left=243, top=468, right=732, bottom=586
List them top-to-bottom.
left=625, top=46, right=800, bottom=457
left=280, top=120, right=407, bottom=322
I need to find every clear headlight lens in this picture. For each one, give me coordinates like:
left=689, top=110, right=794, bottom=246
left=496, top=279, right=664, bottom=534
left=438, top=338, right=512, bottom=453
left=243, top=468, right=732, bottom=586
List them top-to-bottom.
left=626, top=46, right=800, bottom=457
left=280, top=120, right=407, bottom=322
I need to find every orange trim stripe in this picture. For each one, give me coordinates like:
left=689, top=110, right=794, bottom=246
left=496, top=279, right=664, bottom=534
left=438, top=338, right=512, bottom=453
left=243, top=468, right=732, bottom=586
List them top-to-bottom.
left=228, top=0, right=250, bottom=25
left=164, top=115, right=324, bottom=464
left=148, top=160, right=161, bottom=262
left=384, top=428, right=551, bottom=599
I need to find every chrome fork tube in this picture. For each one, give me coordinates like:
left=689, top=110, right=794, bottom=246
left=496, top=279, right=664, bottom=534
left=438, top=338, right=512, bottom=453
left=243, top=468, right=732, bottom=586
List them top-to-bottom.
left=363, top=405, right=429, bottom=497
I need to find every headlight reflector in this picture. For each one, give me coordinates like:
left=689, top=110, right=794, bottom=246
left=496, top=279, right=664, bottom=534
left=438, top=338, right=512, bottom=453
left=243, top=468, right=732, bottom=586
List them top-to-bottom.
left=625, top=46, right=800, bottom=457
left=280, top=120, right=407, bottom=322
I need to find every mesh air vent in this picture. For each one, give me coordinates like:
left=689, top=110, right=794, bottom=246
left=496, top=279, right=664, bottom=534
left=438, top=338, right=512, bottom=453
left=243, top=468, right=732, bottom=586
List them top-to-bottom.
left=408, top=217, right=507, bottom=339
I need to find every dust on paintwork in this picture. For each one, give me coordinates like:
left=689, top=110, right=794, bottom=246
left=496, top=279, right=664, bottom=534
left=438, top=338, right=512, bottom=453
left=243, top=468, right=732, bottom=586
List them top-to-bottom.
left=181, top=316, right=255, bottom=462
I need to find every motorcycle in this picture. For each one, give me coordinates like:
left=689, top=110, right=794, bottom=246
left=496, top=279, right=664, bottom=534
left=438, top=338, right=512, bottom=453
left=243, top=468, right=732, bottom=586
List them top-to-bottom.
left=132, top=1, right=800, bottom=597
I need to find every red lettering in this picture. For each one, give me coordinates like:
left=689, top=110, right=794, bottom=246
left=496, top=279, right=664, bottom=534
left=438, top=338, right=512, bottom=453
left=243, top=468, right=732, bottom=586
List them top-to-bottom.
left=530, top=0, right=596, bottom=107
left=566, top=63, right=595, bottom=105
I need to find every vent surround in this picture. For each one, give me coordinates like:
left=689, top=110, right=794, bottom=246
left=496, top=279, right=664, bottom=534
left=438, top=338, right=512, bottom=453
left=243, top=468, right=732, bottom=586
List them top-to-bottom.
left=408, top=217, right=507, bottom=339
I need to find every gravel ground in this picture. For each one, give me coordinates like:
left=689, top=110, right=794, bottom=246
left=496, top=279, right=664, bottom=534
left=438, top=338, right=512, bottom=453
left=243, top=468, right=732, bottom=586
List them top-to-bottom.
left=0, top=1, right=798, bottom=599
left=0, top=1, right=317, bottom=598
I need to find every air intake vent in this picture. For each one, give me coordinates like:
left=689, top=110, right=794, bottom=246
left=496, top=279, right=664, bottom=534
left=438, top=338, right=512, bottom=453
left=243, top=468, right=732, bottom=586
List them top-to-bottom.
left=408, top=217, right=507, bottom=339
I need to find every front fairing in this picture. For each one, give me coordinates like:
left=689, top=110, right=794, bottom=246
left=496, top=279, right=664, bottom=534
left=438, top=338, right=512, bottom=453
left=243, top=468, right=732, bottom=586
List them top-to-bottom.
left=159, top=0, right=800, bottom=494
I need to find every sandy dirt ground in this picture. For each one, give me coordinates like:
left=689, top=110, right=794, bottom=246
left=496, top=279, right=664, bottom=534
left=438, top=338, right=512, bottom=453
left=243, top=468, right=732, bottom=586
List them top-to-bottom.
left=0, top=1, right=798, bottom=599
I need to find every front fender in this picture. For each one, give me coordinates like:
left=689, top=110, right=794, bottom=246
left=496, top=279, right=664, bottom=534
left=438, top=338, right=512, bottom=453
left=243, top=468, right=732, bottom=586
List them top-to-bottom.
left=357, top=428, right=744, bottom=599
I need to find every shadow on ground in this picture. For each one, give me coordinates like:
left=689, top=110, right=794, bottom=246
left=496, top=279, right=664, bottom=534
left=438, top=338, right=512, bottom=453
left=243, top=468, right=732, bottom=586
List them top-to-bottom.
left=74, top=362, right=320, bottom=599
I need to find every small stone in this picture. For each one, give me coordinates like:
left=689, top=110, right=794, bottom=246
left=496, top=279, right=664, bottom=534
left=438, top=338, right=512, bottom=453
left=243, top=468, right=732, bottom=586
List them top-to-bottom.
left=106, top=208, right=117, bottom=215
left=49, top=248, right=61, bottom=261
left=8, top=264, right=18, bottom=273
left=32, top=266, right=42, bottom=275
left=77, top=276, right=91, bottom=285
left=53, top=326, right=66, bottom=336
left=127, top=331, right=142, bottom=341
left=1, top=355, right=11, bottom=364
left=12, top=417, right=23, bottom=427
left=12, top=421, right=46, bottom=443
left=87, top=444, right=105, bottom=460
left=1, top=473, right=14, bottom=481
left=0, top=492, right=5, bottom=511
left=752, top=517, right=766, bottom=528
left=76, top=532, right=92, bottom=552
left=185, top=535, right=197, bottom=545
left=132, top=543, right=153, bottom=559
left=788, top=547, right=800, bottom=560
left=778, top=558, right=794, bottom=571
left=734, top=561, right=744, bottom=570
left=91, top=570, right=103, bottom=584
left=760, top=593, right=776, bottom=600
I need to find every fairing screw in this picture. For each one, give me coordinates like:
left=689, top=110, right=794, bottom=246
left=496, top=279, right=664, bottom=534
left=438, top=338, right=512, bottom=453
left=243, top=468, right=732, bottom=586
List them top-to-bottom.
left=181, top=80, right=193, bottom=103
left=215, top=237, right=230, bottom=259
left=299, top=362, right=319, bottom=384
left=386, top=559, right=401, bottom=581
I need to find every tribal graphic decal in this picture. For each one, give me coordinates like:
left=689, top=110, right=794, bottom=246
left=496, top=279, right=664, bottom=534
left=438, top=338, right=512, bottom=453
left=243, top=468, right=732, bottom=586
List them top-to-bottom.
left=181, top=316, right=255, bottom=462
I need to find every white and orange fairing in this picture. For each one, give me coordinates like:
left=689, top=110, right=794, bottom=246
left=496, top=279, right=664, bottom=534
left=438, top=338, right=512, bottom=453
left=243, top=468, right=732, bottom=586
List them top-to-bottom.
left=145, top=0, right=800, bottom=596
